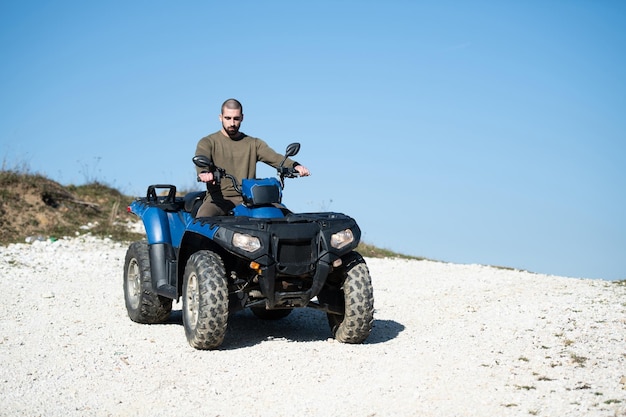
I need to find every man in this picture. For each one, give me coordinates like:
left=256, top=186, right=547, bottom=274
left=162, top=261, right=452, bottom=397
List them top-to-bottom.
left=195, top=98, right=310, bottom=217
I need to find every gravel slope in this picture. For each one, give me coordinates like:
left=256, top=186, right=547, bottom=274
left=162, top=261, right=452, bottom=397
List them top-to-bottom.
left=1, top=236, right=624, bottom=417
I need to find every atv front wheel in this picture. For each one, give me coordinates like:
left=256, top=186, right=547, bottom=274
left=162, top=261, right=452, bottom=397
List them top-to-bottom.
left=123, top=241, right=172, bottom=323
left=182, top=250, right=229, bottom=350
left=321, top=252, right=374, bottom=344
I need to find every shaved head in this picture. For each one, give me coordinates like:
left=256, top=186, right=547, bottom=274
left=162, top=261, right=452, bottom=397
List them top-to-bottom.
left=221, top=98, right=243, bottom=114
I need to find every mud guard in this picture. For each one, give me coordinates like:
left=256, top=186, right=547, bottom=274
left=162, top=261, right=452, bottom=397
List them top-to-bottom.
left=149, top=243, right=178, bottom=298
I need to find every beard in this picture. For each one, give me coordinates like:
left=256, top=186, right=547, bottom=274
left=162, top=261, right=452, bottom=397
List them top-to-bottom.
left=224, top=125, right=239, bottom=137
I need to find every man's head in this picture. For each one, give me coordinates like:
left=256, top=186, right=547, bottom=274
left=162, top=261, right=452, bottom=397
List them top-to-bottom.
left=220, top=98, right=244, bottom=138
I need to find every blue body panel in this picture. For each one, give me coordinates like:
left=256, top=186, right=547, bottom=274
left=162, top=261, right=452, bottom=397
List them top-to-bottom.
left=241, top=177, right=282, bottom=203
left=129, top=200, right=192, bottom=247
left=232, top=205, right=285, bottom=218
left=165, top=211, right=191, bottom=247
left=184, top=219, right=220, bottom=239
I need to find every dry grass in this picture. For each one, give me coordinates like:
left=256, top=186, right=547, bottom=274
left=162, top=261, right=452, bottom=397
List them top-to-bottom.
left=0, top=169, right=143, bottom=244
left=356, top=241, right=426, bottom=260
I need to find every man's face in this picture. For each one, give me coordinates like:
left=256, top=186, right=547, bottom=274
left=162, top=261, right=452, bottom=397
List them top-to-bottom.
left=220, top=108, right=244, bottom=137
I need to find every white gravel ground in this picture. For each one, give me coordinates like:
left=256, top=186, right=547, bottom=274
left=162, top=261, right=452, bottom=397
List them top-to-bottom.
left=1, top=235, right=625, bottom=417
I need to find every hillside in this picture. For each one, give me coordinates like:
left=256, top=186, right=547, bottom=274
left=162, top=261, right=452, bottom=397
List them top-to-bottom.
left=0, top=170, right=143, bottom=244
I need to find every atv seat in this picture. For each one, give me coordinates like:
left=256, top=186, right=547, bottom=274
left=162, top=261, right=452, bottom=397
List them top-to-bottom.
left=184, top=191, right=206, bottom=217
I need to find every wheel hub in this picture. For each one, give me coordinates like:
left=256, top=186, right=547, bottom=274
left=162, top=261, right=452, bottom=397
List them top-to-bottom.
left=126, top=260, right=141, bottom=310
left=185, top=273, right=199, bottom=330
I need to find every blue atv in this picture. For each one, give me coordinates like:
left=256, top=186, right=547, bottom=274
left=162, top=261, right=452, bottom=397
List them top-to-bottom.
left=123, top=143, right=374, bottom=350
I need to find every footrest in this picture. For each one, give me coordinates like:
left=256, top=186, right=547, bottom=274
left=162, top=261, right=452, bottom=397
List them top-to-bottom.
left=156, top=284, right=177, bottom=299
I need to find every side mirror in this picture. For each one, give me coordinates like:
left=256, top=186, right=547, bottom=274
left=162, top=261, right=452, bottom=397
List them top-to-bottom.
left=285, top=143, right=300, bottom=158
left=192, top=155, right=214, bottom=169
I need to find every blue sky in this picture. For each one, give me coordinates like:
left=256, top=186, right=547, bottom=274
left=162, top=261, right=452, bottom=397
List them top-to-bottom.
left=1, top=1, right=625, bottom=280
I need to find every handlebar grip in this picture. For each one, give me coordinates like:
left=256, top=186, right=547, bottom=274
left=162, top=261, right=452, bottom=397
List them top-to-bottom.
left=278, top=167, right=300, bottom=178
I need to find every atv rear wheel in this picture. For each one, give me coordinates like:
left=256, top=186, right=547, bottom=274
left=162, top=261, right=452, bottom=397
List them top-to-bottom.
left=123, top=241, right=172, bottom=323
left=182, top=250, right=229, bottom=350
left=321, top=252, right=374, bottom=344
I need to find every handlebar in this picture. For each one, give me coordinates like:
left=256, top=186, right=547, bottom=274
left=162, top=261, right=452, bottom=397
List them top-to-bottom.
left=193, top=141, right=303, bottom=192
left=277, top=166, right=300, bottom=178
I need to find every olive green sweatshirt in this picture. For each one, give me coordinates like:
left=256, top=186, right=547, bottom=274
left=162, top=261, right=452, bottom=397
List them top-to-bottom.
left=195, top=131, right=296, bottom=198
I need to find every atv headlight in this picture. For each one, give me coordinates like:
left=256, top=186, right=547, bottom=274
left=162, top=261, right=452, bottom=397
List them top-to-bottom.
left=330, top=229, right=354, bottom=249
left=232, top=233, right=261, bottom=252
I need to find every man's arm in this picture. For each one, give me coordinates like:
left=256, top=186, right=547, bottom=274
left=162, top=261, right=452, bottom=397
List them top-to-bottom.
left=195, top=136, right=213, bottom=176
left=255, top=138, right=310, bottom=175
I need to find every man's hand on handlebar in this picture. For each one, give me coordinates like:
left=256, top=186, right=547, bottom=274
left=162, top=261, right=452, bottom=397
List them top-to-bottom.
left=294, top=165, right=310, bottom=177
left=197, top=172, right=215, bottom=184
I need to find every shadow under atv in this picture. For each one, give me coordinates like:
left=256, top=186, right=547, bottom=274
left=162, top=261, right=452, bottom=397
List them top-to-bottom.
left=159, top=308, right=404, bottom=349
